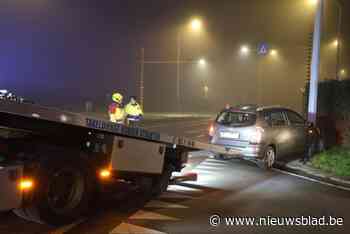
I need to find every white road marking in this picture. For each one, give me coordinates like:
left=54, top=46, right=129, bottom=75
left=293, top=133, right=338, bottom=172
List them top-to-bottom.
left=195, top=134, right=207, bottom=138
left=188, top=150, right=210, bottom=157
left=201, top=160, right=229, bottom=165
left=200, top=161, right=228, bottom=166
left=195, top=165, right=225, bottom=171
left=273, top=168, right=350, bottom=192
left=192, top=170, right=216, bottom=175
left=167, top=185, right=202, bottom=193
left=159, top=192, right=193, bottom=199
left=145, top=200, right=188, bottom=209
left=129, top=210, right=179, bottom=221
left=50, top=219, right=85, bottom=234
left=110, top=222, right=167, bottom=234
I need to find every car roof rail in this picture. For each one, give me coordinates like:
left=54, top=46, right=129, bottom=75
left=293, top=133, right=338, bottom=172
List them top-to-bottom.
left=256, top=105, right=283, bottom=111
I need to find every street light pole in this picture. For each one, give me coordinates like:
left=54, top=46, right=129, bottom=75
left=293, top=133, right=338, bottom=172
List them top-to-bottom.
left=308, top=0, right=323, bottom=123
left=335, top=0, right=342, bottom=80
left=141, top=18, right=203, bottom=113
left=176, top=33, right=182, bottom=112
left=139, top=48, right=206, bottom=113
left=140, top=48, right=145, bottom=108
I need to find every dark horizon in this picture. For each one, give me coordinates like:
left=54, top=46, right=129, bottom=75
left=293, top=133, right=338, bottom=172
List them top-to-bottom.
left=0, top=0, right=349, bottom=113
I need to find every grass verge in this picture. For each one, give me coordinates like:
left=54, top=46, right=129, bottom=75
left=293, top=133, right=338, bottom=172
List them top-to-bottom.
left=312, top=147, right=350, bottom=178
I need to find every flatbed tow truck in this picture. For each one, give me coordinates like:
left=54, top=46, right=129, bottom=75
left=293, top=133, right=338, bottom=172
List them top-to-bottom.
left=0, top=98, right=240, bottom=225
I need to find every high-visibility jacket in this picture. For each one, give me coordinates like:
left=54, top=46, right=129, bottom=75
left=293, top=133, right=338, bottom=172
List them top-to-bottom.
left=125, top=102, right=143, bottom=117
left=108, top=103, right=125, bottom=123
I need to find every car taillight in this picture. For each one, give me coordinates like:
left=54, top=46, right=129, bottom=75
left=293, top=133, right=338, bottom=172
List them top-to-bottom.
left=209, top=124, right=215, bottom=137
left=249, top=127, right=264, bottom=144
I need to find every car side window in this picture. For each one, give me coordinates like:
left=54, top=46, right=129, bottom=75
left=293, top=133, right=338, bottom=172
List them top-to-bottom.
left=265, top=111, right=286, bottom=126
left=286, top=111, right=305, bottom=125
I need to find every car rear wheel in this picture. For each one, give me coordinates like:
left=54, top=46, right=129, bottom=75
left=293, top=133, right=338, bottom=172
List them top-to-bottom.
left=261, top=146, right=275, bottom=170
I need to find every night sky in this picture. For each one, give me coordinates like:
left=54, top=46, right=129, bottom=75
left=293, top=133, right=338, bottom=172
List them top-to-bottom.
left=0, top=0, right=349, bottom=113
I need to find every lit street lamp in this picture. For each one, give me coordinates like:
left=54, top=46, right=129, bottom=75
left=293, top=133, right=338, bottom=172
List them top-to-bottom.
left=308, top=0, right=318, bottom=6
left=177, top=18, right=204, bottom=112
left=190, top=18, right=202, bottom=32
left=333, top=39, right=339, bottom=47
left=240, top=45, right=250, bottom=55
left=270, top=49, right=278, bottom=57
left=198, top=58, right=207, bottom=67
left=339, top=69, right=346, bottom=79
left=204, top=85, right=209, bottom=98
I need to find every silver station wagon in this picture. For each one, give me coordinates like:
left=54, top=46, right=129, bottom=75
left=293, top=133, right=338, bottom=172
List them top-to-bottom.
left=209, top=105, right=323, bottom=169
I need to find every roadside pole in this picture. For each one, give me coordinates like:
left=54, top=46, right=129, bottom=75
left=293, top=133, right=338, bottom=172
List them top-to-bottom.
left=308, top=0, right=323, bottom=123
left=335, top=1, right=342, bottom=80
left=176, top=33, right=182, bottom=113
left=257, top=43, right=269, bottom=106
left=140, top=48, right=145, bottom=109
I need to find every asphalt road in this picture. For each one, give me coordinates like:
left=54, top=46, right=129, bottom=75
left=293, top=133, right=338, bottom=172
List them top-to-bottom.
left=1, top=117, right=349, bottom=234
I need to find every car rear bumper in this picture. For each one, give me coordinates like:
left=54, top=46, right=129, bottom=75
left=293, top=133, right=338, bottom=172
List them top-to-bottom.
left=210, top=140, right=265, bottom=159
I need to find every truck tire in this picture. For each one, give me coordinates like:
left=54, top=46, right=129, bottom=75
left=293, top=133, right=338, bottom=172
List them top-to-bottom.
left=14, top=156, right=96, bottom=226
left=152, top=165, right=174, bottom=197
left=135, top=177, right=153, bottom=195
left=13, top=206, right=43, bottom=224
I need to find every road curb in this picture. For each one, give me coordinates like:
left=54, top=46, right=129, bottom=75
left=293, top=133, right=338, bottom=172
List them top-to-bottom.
left=275, top=162, right=350, bottom=190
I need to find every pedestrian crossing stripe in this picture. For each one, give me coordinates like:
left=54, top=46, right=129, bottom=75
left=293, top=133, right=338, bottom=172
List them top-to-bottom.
left=204, top=159, right=228, bottom=163
left=202, top=160, right=227, bottom=164
left=195, top=165, right=226, bottom=170
left=192, top=170, right=216, bottom=175
left=167, top=185, right=202, bottom=193
left=159, top=192, right=193, bottom=199
left=145, top=200, right=188, bottom=209
left=129, top=210, right=179, bottom=221
left=50, top=219, right=85, bottom=234
left=110, top=222, right=166, bottom=234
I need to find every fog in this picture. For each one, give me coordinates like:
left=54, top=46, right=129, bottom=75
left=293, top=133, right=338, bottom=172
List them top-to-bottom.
left=0, top=0, right=348, bottom=114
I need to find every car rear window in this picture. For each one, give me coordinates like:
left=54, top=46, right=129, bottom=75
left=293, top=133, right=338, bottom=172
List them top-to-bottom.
left=216, top=111, right=256, bottom=127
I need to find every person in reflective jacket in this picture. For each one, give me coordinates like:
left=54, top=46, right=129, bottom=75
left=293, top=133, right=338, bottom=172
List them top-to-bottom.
left=108, top=93, right=125, bottom=124
left=125, top=96, right=143, bottom=126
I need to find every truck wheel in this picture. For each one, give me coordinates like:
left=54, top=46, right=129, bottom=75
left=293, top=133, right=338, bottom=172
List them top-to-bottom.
left=14, top=157, right=96, bottom=225
left=152, top=165, right=174, bottom=197
left=135, top=177, right=153, bottom=195
left=13, top=206, right=42, bottom=224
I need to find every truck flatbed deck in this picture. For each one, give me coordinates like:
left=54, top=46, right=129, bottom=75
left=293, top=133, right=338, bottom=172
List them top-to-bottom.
left=0, top=99, right=240, bottom=225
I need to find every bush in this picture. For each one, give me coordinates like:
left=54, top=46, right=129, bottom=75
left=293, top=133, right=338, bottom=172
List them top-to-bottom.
left=344, top=127, right=350, bottom=148
left=312, top=147, right=350, bottom=177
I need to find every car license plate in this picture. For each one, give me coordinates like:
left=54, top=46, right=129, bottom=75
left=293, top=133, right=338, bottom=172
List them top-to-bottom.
left=220, top=132, right=239, bottom=139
